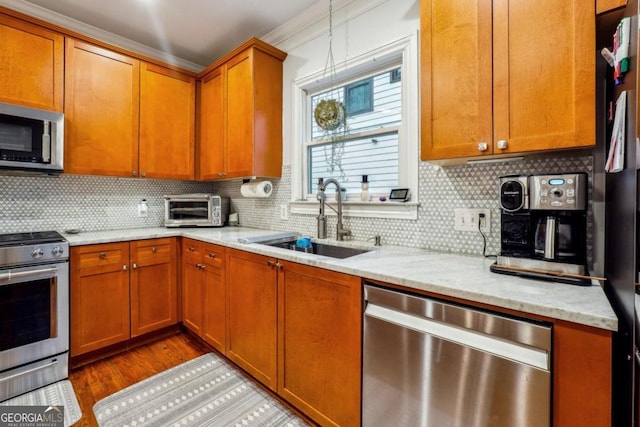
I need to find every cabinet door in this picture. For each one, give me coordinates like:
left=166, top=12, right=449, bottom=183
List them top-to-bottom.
left=420, top=0, right=493, bottom=160
left=492, top=0, right=594, bottom=154
left=0, top=14, right=63, bottom=111
left=64, top=39, right=140, bottom=176
left=225, top=50, right=255, bottom=178
left=140, top=63, right=195, bottom=180
left=197, top=67, right=226, bottom=180
left=130, top=238, right=177, bottom=337
left=181, top=240, right=203, bottom=335
left=70, top=243, right=130, bottom=356
left=202, top=244, right=226, bottom=352
left=226, top=249, right=278, bottom=390
left=277, top=261, right=362, bottom=427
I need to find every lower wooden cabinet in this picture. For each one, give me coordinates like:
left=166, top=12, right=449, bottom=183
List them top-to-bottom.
left=70, top=238, right=177, bottom=356
left=181, top=238, right=226, bottom=352
left=130, top=239, right=177, bottom=337
left=70, top=242, right=130, bottom=356
left=224, top=248, right=362, bottom=425
left=226, top=249, right=278, bottom=390
left=277, top=260, right=362, bottom=427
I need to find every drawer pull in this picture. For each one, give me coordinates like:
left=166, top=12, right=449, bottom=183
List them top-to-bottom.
left=152, top=246, right=157, bottom=253
left=188, top=246, right=196, bottom=252
left=99, top=252, right=106, bottom=260
left=208, top=253, right=216, bottom=258
left=267, top=260, right=275, bottom=267
left=276, top=262, right=283, bottom=270
left=132, top=263, right=137, bottom=269
left=123, top=265, right=128, bottom=271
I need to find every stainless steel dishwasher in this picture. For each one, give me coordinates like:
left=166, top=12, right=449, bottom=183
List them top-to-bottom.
left=363, top=284, right=552, bottom=427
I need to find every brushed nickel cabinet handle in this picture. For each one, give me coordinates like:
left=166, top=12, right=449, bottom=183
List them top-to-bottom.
left=496, top=139, right=508, bottom=150
left=477, top=142, right=488, bottom=152
left=152, top=246, right=157, bottom=253
left=276, top=262, right=283, bottom=270
left=132, top=263, right=137, bottom=269
left=123, top=265, right=128, bottom=270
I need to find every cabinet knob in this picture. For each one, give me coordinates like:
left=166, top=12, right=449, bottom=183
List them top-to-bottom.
left=496, top=139, right=508, bottom=150
left=477, top=142, right=489, bottom=152
left=132, top=171, right=138, bottom=177
left=141, top=172, right=146, bottom=177
left=218, top=172, right=227, bottom=177
left=151, top=246, right=157, bottom=253
left=188, top=246, right=196, bottom=252
left=99, top=252, right=106, bottom=260
left=207, top=253, right=216, bottom=258
left=267, top=260, right=276, bottom=267
left=132, top=262, right=137, bottom=269
left=276, top=262, right=283, bottom=270
left=123, top=265, right=128, bottom=270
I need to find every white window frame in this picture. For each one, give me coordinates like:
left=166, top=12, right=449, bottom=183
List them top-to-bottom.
left=290, top=33, right=419, bottom=220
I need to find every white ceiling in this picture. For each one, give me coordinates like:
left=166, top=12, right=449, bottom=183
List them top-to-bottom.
left=9, top=0, right=322, bottom=69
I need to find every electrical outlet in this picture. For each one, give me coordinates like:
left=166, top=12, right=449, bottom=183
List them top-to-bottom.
left=137, top=200, right=148, bottom=218
left=280, top=204, right=289, bottom=220
left=454, top=208, right=490, bottom=234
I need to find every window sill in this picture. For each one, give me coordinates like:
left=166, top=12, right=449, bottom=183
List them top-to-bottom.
left=290, top=200, right=419, bottom=220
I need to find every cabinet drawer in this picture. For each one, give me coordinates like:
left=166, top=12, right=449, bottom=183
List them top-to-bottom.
left=133, top=239, right=173, bottom=266
left=182, top=239, right=202, bottom=258
left=72, top=243, right=128, bottom=269
left=202, top=244, right=225, bottom=269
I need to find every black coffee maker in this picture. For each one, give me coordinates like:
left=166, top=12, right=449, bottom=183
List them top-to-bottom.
left=491, top=173, right=589, bottom=285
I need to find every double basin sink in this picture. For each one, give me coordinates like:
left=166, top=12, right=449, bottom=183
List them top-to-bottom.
left=243, top=233, right=370, bottom=259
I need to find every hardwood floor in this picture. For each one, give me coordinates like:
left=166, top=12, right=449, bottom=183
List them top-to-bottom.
left=68, top=332, right=209, bottom=426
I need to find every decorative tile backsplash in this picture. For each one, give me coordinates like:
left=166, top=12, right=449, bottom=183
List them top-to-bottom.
left=0, top=154, right=592, bottom=261
left=214, top=155, right=594, bottom=259
left=0, top=174, right=213, bottom=233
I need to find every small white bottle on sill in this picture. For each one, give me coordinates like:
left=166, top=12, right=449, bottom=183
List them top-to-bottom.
left=360, top=175, right=370, bottom=202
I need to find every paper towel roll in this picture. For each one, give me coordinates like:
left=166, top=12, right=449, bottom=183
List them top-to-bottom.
left=241, top=180, right=273, bottom=198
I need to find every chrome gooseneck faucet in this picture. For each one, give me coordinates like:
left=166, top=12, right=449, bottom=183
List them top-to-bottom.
left=316, top=178, right=352, bottom=241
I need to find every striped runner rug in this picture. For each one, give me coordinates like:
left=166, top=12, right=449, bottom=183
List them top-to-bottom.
left=93, top=353, right=309, bottom=427
left=0, top=380, right=82, bottom=426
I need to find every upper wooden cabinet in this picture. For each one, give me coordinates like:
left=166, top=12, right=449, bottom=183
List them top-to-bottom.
left=420, top=0, right=595, bottom=161
left=597, top=0, right=626, bottom=14
left=0, top=13, right=63, bottom=111
left=198, top=38, right=286, bottom=180
left=65, top=39, right=196, bottom=178
left=65, top=39, right=140, bottom=176
left=140, top=63, right=195, bottom=180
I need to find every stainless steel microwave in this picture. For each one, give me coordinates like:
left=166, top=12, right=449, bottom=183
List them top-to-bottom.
left=0, top=102, right=64, bottom=174
left=164, top=194, right=230, bottom=227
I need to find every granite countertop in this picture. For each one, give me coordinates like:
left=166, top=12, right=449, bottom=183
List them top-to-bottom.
left=63, top=226, right=618, bottom=332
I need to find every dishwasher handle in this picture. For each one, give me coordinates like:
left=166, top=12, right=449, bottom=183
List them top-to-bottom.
left=365, top=303, right=550, bottom=371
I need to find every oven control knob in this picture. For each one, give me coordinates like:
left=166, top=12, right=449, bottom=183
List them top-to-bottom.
left=51, top=246, right=65, bottom=257
left=31, top=247, right=44, bottom=258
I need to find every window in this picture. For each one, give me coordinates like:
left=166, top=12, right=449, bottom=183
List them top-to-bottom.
left=290, top=34, right=418, bottom=220
left=307, top=67, right=401, bottom=196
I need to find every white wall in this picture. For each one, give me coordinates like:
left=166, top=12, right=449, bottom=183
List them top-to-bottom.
left=266, top=0, right=421, bottom=165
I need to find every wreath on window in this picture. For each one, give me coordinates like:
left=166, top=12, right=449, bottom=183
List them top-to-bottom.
left=314, top=99, right=346, bottom=131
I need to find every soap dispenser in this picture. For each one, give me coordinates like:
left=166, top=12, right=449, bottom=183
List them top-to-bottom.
left=360, top=175, right=370, bottom=201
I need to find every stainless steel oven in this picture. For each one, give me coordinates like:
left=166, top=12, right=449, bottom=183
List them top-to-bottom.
left=0, top=231, right=69, bottom=402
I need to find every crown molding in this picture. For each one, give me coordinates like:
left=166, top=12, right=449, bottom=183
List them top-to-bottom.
left=0, top=0, right=204, bottom=72
left=262, top=0, right=388, bottom=52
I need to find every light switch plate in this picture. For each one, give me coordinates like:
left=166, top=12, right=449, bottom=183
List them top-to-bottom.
left=454, top=208, right=490, bottom=233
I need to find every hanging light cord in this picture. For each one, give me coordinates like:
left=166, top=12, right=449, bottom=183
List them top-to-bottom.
left=322, top=0, right=336, bottom=88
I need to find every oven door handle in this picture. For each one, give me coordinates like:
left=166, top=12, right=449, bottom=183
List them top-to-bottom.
left=0, top=266, right=58, bottom=284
